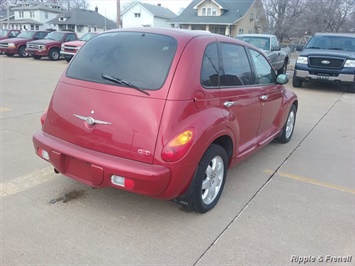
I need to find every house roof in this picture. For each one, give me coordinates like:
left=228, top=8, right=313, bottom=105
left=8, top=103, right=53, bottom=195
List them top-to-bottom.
left=170, top=0, right=255, bottom=24
left=12, top=1, right=63, bottom=13
left=122, top=2, right=176, bottom=19
left=47, top=8, right=116, bottom=29
left=9, top=18, right=43, bottom=25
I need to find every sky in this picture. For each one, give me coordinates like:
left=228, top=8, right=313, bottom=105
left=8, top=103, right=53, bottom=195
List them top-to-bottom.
left=88, top=0, right=192, bottom=20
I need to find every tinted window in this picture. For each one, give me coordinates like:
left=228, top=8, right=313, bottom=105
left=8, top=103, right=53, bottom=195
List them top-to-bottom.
left=17, top=31, right=35, bottom=39
left=45, top=32, right=65, bottom=41
left=67, top=32, right=178, bottom=90
left=65, top=34, right=76, bottom=42
left=306, top=35, right=355, bottom=51
left=201, top=43, right=220, bottom=87
left=220, top=43, right=253, bottom=86
left=249, top=49, right=276, bottom=85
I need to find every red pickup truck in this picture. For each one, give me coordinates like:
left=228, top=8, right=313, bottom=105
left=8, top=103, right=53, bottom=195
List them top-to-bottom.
left=0, top=29, right=21, bottom=41
left=0, top=30, right=49, bottom=57
left=26, top=31, right=78, bottom=60
left=60, top=32, right=98, bottom=62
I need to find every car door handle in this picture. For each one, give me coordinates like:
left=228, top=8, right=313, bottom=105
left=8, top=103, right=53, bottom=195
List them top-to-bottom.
left=260, top=95, right=269, bottom=101
left=224, top=101, right=236, bottom=108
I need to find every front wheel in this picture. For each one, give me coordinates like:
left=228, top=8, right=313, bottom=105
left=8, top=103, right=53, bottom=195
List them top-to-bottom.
left=18, top=46, right=28, bottom=57
left=48, top=48, right=60, bottom=61
left=33, top=55, right=41, bottom=60
left=276, top=105, right=297, bottom=143
left=182, top=144, right=228, bottom=213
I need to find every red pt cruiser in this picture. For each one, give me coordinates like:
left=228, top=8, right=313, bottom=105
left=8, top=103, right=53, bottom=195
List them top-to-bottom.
left=33, top=28, right=298, bottom=213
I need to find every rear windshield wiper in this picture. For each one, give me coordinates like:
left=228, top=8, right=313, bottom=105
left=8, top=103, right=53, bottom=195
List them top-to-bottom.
left=306, top=46, right=321, bottom=49
left=101, top=74, right=150, bottom=96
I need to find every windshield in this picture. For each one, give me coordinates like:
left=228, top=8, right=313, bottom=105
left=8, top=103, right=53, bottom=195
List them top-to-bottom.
left=0, top=29, right=9, bottom=37
left=16, top=31, right=36, bottom=39
left=45, top=31, right=65, bottom=41
left=67, top=31, right=178, bottom=91
left=80, top=32, right=97, bottom=41
left=305, top=35, right=355, bottom=51
left=237, top=36, right=270, bottom=50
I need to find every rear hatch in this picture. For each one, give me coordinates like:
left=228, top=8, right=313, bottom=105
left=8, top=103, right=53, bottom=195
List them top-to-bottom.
left=43, top=30, right=179, bottom=164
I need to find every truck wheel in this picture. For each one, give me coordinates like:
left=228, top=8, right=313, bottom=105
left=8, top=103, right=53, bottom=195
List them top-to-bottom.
left=18, top=46, right=28, bottom=57
left=49, top=48, right=60, bottom=61
left=5, top=53, right=14, bottom=57
left=33, top=55, right=42, bottom=60
left=65, top=56, right=72, bottom=63
left=278, top=59, right=288, bottom=75
left=292, top=76, right=303, bottom=87
left=347, top=84, right=355, bottom=93
left=275, top=105, right=297, bottom=143
left=182, top=144, right=228, bottom=213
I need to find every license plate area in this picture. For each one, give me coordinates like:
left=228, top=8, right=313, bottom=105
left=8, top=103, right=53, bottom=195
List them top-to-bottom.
left=317, top=74, right=329, bottom=80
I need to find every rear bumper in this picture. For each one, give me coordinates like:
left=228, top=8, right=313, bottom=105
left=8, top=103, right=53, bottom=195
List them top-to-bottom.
left=33, top=130, right=172, bottom=198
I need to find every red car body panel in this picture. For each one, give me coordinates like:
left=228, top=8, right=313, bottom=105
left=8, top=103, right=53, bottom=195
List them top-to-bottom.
left=33, top=28, right=298, bottom=201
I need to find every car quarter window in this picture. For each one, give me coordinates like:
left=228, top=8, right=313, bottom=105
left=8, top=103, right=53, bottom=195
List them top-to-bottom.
left=201, top=43, right=220, bottom=87
left=220, top=43, right=253, bottom=87
left=249, top=49, right=276, bottom=85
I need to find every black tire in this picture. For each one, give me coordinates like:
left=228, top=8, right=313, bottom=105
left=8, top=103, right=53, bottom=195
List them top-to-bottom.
left=18, top=46, right=27, bottom=57
left=48, top=48, right=60, bottom=61
left=5, top=53, right=14, bottom=57
left=33, top=55, right=41, bottom=60
left=65, top=56, right=72, bottom=63
left=277, top=59, right=288, bottom=75
left=292, top=76, right=303, bottom=87
left=347, top=83, right=355, bottom=93
left=276, top=105, right=297, bottom=143
left=182, top=144, right=228, bottom=213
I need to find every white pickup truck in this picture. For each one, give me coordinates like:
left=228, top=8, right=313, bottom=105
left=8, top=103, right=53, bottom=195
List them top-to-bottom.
left=236, top=34, right=292, bottom=75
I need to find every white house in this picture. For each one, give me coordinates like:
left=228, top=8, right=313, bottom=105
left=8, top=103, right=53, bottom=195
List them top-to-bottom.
left=1, top=1, right=63, bottom=31
left=121, top=2, right=176, bottom=28
left=47, top=7, right=116, bottom=37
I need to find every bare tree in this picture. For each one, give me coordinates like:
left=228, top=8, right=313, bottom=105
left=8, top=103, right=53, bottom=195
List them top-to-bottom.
left=49, top=0, right=90, bottom=10
left=263, top=0, right=355, bottom=40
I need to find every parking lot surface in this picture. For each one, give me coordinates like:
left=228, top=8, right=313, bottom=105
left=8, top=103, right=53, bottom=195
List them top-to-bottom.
left=1, top=55, right=354, bottom=265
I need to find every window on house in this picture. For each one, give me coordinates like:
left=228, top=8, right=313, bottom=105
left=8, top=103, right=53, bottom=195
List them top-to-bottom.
left=212, top=7, right=217, bottom=16
left=202, top=8, right=206, bottom=16
left=206, top=8, right=212, bottom=16
left=19, top=11, right=24, bottom=18
left=30, top=11, right=35, bottom=18
left=45, top=12, right=48, bottom=19
left=134, top=13, right=141, bottom=18
left=250, top=13, right=254, bottom=20
left=31, top=25, right=34, bottom=30
left=35, top=25, right=39, bottom=30
left=94, top=27, right=97, bottom=31
left=239, top=28, right=244, bottom=34
left=248, top=29, right=253, bottom=34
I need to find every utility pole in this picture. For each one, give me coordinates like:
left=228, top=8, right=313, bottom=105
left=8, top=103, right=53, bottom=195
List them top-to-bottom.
left=7, top=0, right=10, bottom=29
left=116, top=0, right=121, bottom=28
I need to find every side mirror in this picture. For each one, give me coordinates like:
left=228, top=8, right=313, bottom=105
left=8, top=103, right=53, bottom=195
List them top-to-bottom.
left=272, top=45, right=281, bottom=51
left=276, top=74, right=289, bottom=84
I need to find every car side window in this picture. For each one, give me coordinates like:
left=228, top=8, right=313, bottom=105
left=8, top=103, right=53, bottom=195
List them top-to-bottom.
left=65, top=34, right=76, bottom=42
left=201, top=43, right=220, bottom=87
left=220, top=43, right=253, bottom=87
left=249, top=49, right=276, bottom=85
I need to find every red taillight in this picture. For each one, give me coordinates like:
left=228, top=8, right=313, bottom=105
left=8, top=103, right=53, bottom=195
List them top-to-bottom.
left=40, top=109, right=48, bottom=126
left=161, top=129, right=194, bottom=162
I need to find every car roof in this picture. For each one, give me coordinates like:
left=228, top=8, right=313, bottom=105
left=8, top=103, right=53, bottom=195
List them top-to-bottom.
left=106, top=27, right=214, bottom=38
left=314, top=32, right=355, bottom=38
left=237, top=34, right=274, bottom=38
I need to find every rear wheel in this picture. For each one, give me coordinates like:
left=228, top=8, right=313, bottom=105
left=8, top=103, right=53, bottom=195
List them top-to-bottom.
left=18, top=46, right=28, bottom=57
left=48, top=48, right=60, bottom=61
left=5, top=53, right=14, bottom=57
left=33, top=55, right=41, bottom=60
left=277, top=59, right=288, bottom=75
left=292, top=76, right=303, bottom=88
left=347, top=83, right=355, bottom=93
left=276, top=105, right=297, bottom=143
left=182, top=144, right=228, bottom=213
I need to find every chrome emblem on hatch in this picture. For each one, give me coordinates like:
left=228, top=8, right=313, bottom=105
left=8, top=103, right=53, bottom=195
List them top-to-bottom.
left=321, top=60, right=330, bottom=65
left=73, top=114, right=112, bottom=125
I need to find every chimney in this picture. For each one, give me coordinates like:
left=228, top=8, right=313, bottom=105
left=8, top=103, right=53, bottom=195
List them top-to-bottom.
left=157, top=3, right=161, bottom=7
left=95, top=6, right=98, bottom=12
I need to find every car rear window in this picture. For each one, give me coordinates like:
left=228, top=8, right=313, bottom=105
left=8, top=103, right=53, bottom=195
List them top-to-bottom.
left=66, top=31, right=178, bottom=91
